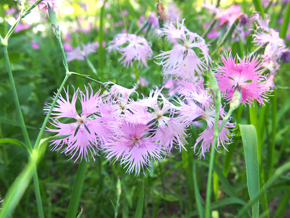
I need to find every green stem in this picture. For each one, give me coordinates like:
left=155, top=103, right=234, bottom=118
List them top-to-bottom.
left=98, top=0, right=107, bottom=80
left=118, top=0, right=128, bottom=33
left=202, top=19, right=217, bottom=38
left=57, top=38, right=69, bottom=71
left=3, top=42, right=44, bottom=218
left=2, top=44, right=32, bottom=152
left=86, top=57, right=98, bottom=76
left=34, top=73, right=70, bottom=149
left=205, top=91, right=221, bottom=218
left=66, top=161, right=88, bottom=218
left=33, top=171, right=45, bottom=218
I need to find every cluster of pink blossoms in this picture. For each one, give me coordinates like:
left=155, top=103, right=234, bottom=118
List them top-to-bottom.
left=253, top=13, right=290, bottom=74
left=66, top=42, right=98, bottom=62
left=46, top=84, right=189, bottom=175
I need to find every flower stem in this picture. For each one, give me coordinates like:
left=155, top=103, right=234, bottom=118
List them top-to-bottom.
left=2, top=43, right=45, bottom=218
left=86, top=57, right=98, bottom=77
left=34, top=73, right=71, bottom=149
left=205, top=90, right=221, bottom=218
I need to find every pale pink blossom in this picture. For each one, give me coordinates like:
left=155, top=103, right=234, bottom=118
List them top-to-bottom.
left=167, top=2, right=181, bottom=22
left=156, top=20, right=211, bottom=79
left=107, top=33, right=153, bottom=67
left=66, top=42, right=97, bottom=62
left=216, top=54, right=268, bottom=105
left=45, top=86, right=108, bottom=162
left=194, top=120, right=235, bottom=158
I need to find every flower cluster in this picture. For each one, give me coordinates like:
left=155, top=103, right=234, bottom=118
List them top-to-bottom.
left=253, top=13, right=289, bottom=73
left=107, top=33, right=153, bottom=67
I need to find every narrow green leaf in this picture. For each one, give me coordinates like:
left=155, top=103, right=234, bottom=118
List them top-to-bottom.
left=252, top=0, right=265, bottom=18
left=279, top=1, right=290, bottom=39
left=236, top=26, right=245, bottom=58
left=239, top=124, right=260, bottom=218
left=0, top=138, right=26, bottom=150
left=0, top=139, right=47, bottom=218
left=66, top=161, right=88, bottom=218
left=235, top=161, right=290, bottom=218
left=193, top=162, right=204, bottom=218
left=114, top=177, right=122, bottom=218
left=134, top=180, right=145, bottom=218
left=273, top=187, right=290, bottom=218
left=76, top=207, right=83, bottom=218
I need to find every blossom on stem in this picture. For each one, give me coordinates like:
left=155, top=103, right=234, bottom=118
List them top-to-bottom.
left=253, top=13, right=288, bottom=71
left=156, top=20, right=211, bottom=80
left=107, top=33, right=153, bottom=67
left=66, top=42, right=97, bottom=62
left=216, top=54, right=268, bottom=105
left=45, top=86, right=108, bottom=162
left=104, top=116, right=163, bottom=176
left=194, top=120, right=235, bottom=158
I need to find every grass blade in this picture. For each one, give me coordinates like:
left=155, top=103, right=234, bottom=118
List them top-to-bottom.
left=252, top=0, right=265, bottom=18
left=279, top=1, right=290, bottom=39
left=239, top=124, right=260, bottom=218
left=0, top=137, right=48, bottom=218
left=0, top=138, right=27, bottom=150
left=66, top=161, right=88, bottom=218
left=235, top=161, right=290, bottom=218
left=193, top=162, right=204, bottom=218
left=114, top=177, right=122, bottom=218
left=134, top=180, right=145, bottom=218
left=273, top=187, right=290, bottom=218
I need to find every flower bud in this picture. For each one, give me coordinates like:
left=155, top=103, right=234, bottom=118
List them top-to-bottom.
left=48, top=4, right=60, bottom=37
left=280, top=50, right=290, bottom=63
left=229, top=84, right=242, bottom=111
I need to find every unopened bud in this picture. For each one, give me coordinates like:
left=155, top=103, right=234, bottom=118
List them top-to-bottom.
left=157, top=2, right=166, bottom=20
left=48, top=4, right=60, bottom=37
left=239, top=14, right=248, bottom=26
left=280, top=50, right=290, bottom=63
left=208, top=68, right=219, bottom=93
left=230, top=84, right=242, bottom=111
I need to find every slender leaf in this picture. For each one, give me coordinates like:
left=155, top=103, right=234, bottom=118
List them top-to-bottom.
left=252, top=0, right=265, bottom=18
left=279, top=1, right=290, bottom=39
left=240, top=124, right=260, bottom=218
left=0, top=138, right=26, bottom=150
left=66, top=161, right=88, bottom=218
left=134, top=180, right=145, bottom=218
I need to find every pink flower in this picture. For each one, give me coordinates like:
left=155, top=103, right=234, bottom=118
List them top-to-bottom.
left=31, top=0, right=61, bottom=12
left=167, top=2, right=181, bottom=22
left=148, top=12, right=159, bottom=29
left=253, top=13, right=288, bottom=71
left=156, top=20, right=211, bottom=80
left=15, top=22, right=30, bottom=32
left=107, top=33, right=153, bottom=67
left=31, top=40, right=40, bottom=49
left=66, top=42, right=97, bottom=62
left=63, top=43, right=73, bottom=51
left=216, top=54, right=268, bottom=105
left=45, top=86, right=108, bottom=162
left=104, top=117, right=164, bottom=176
left=194, top=120, right=235, bottom=158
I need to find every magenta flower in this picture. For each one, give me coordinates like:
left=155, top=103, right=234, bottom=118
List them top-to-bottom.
left=156, top=20, right=211, bottom=80
left=107, top=33, right=153, bottom=67
left=31, top=40, right=40, bottom=50
left=66, top=42, right=97, bottom=62
left=216, top=54, right=268, bottom=105
left=45, top=86, right=108, bottom=162
left=104, top=117, right=163, bottom=176
left=194, top=120, right=235, bottom=158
